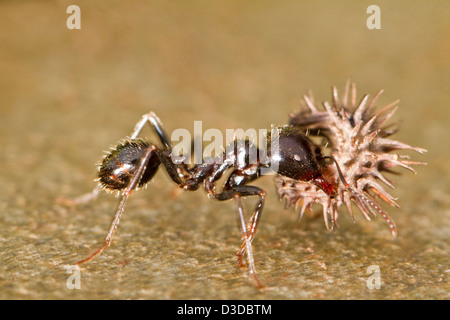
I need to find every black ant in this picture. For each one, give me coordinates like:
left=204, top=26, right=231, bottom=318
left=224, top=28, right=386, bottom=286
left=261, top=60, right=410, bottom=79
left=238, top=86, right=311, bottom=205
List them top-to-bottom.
left=70, top=112, right=394, bottom=288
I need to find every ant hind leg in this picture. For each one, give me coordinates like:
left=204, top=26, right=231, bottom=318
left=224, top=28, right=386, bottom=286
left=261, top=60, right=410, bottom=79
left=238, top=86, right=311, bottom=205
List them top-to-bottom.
left=130, top=112, right=172, bottom=149
left=76, top=145, right=157, bottom=265
left=56, top=184, right=102, bottom=207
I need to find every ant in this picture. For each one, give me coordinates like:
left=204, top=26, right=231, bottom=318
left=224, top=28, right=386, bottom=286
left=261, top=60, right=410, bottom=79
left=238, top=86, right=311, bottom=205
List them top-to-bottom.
left=70, top=112, right=395, bottom=288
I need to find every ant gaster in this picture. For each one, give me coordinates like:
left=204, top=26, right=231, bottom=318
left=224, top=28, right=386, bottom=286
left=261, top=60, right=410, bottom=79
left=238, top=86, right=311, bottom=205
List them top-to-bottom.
left=73, top=112, right=393, bottom=287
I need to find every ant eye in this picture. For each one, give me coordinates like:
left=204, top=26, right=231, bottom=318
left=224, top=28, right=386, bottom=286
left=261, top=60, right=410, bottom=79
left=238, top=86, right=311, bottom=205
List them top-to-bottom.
left=98, top=139, right=151, bottom=190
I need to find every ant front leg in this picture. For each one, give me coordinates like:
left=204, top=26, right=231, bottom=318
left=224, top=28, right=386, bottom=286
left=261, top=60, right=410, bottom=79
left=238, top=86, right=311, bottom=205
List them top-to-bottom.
left=131, top=112, right=191, bottom=184
left=208, top=178, right=266, bottom=287
left=215, top=185, right=266, bottom=263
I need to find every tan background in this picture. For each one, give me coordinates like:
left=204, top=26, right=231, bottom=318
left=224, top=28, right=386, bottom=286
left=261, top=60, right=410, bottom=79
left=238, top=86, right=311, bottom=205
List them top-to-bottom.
left=0, top=0, right=448, bottom=299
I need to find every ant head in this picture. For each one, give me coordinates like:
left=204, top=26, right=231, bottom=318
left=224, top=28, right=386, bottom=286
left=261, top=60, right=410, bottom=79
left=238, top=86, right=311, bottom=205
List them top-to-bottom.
left=270, top=127, right=339, bottom=198
left=98, top=139, right=160, bottom=191
left=308, top=156, right=339, bottom=198
left=312, top=175, right=338, bottom=198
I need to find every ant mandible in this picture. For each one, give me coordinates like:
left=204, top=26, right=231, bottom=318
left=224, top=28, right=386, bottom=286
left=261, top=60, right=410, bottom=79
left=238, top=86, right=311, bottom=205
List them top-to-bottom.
left=71, top=112, right=394, bottom=288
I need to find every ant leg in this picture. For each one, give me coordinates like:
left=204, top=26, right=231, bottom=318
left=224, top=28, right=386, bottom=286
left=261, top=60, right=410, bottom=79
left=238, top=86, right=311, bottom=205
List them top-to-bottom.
left=130, top=112, right=171, bottom=148
left=132, top=112, right=193, bottom=182
left=76, top=145, right=157, bottom=265
left=56, top=184, right=101, bottom=207
left=214, top=185, right=266, bottom=287
left=227, top=186, right=266, bottom=268
left=235, top=196, right=263, bottom=288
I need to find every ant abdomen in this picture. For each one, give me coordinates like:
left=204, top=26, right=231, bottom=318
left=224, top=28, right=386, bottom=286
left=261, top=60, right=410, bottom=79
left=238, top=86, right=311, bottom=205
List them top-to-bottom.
left=98, top=139, right=160, bottom=191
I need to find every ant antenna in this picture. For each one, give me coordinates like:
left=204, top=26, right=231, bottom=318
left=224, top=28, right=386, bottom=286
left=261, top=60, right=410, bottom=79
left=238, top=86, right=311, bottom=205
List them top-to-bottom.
left=324, top=156, right=397, bottom=237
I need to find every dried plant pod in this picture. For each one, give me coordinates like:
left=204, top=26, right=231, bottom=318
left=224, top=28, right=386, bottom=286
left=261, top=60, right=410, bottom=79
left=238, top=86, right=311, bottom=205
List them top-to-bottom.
left=276, top=81, right=427, bottom=235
